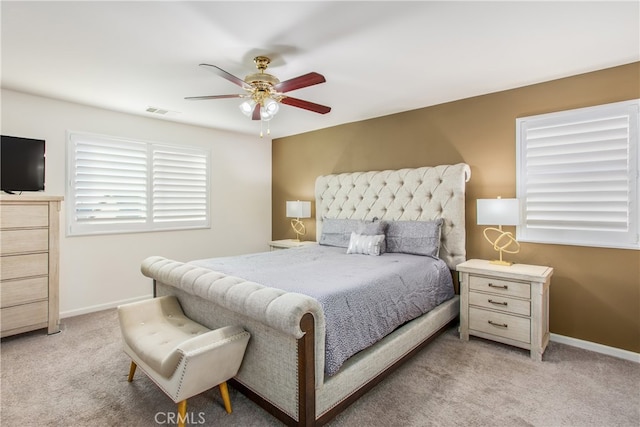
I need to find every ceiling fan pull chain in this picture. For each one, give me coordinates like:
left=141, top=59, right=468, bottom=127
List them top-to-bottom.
left=260, top=119, right=264, bottom=138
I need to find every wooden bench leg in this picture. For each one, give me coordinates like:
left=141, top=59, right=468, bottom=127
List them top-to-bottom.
left=127, top=361, right=137, bottom=382
left=219, top=381, right=232, bottom=414
left=177, top=400, right=187, bottom=427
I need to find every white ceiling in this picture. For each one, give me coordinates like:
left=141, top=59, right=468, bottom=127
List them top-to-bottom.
left=2, top=1, right=638, bottom=139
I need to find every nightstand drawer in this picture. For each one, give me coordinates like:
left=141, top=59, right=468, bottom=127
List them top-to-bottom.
left=469, top=275, right=530, bottom=299
left=469, top=291, right=531, bottom=316
left=469, top=307, right=531, bottom=343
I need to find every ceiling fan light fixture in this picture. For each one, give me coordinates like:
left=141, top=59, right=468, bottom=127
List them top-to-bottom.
left=263, top=97, right=280, bottom=115
left=239, top=99, right=256, bottom=117
left=260, top=109, right=274, bottom=121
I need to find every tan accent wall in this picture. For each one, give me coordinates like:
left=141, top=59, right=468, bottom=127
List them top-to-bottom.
left=273, top=62, right=640, bottom=354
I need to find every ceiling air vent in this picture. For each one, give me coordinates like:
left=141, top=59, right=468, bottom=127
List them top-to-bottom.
left=145, top=107, right=181, bottom=117
left=146, top=107, right=169, bottom=115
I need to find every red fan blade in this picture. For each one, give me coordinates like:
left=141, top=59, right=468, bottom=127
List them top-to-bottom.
left=199, top=64, right=251, bottom=89
left=274, top=72, right=326, bottom=93
left=184, top=94, right=243, bottom=100
left=280, top=96, right=331, bottom=114
left=252, top=103, right=261, bottom=120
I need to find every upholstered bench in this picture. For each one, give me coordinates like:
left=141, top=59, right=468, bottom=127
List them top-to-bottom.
left=117, top=296, right=250, bottom=426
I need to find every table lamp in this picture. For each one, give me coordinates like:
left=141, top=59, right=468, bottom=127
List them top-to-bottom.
left=477, top=197, right=521, bottom=266
left=286, top=200, right=311, bottom=241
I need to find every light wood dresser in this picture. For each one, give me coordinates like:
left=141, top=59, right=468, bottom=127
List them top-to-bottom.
left=1, top=195, right=63, bottom=337
left=457, top=259, right=553, bottom=361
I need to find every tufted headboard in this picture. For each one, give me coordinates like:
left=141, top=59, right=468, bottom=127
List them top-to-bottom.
left=315, top=163, right=471, bottom=269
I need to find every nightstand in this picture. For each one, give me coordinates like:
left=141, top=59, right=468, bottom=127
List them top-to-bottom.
left=269, top=239, right=316, bottom=251
left=457, top=259, right=553, bottom=361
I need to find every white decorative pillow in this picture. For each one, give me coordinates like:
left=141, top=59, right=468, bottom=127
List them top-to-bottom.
left=346, top=232, right=385, bottom=256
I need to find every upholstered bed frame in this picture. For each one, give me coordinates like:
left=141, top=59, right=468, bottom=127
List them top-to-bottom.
left=141, top=163, right=470, bottom=426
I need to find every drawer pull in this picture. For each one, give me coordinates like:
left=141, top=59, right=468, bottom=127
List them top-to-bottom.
left=488, top=283, right=508, bottom=290
left=488, top=299, right=508, bottom=306
left=488, top=320, right=508, bottom=328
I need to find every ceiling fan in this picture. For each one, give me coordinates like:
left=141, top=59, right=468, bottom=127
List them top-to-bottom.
left=186, top=56, right=331, bottom=134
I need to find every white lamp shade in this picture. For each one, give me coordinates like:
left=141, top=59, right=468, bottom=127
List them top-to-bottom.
left=264, top=97, right=280, bottom=115
left=239, top=99, right=256, bottom=117
left=260, top=109, right=274, bottom=121
left=477, top=198, right=520, bottom=226
left=286, top=200, right=311, bottom=219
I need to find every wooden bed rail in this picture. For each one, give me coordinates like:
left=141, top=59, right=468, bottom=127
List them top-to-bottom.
left=298, top=313, right=316, bottom=426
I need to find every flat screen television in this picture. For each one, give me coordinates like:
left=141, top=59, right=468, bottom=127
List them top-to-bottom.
left=1, top=135, right=46, bottom=193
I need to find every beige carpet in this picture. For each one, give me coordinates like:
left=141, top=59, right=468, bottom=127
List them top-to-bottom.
left=1, top=308, right=638, bottom=426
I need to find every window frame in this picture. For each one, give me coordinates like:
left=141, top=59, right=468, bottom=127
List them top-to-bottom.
left=516, top=99, right=639, bottom=250
left=66, top=131, right=210, bottom=237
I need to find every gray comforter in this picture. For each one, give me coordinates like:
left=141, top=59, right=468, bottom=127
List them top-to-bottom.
left=190, top=245, right=454, bottom=376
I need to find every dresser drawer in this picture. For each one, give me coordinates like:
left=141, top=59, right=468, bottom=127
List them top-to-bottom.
left=1, top=204, right=49, bottom=229
left=0, top=228, right=49, bottom=255
left=1, top=253, right=48, bottom=280
left=469, top=275, right=530, bottom=299
left=1, top=277, right=48, bottom=308
left=469, top=291, right=531, bottom=316
left=1, top=300, right=48, bottom=333
left=469, top=307, right=531, bottom=344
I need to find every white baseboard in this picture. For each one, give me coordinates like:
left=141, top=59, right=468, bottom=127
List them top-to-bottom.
left=60, top=294, right=153, bottom=319
left=550, top=333, right=640, bottom=363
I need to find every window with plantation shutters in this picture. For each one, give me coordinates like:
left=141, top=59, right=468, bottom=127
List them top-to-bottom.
left=516, top=99, right=639, bottom=250
left=67, top=132, right=209, bottom=236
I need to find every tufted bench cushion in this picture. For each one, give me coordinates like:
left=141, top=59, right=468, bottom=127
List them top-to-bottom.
left=118, top=296, right=241, bottom=378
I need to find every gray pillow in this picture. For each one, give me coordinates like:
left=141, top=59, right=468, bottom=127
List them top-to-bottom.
left=318, top=218, right=362, bottom=247
left=319, top=218, right=387, bottom=248
left=357, top=218, right=387, bottom=236
left=384, top=219, right=443, bottom=257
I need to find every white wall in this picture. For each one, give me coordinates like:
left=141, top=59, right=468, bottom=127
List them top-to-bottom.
left=1, top=89, right=272, bottom=317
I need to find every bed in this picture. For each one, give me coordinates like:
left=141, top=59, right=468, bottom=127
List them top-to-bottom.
left=141, top=163, right=470, bottom=426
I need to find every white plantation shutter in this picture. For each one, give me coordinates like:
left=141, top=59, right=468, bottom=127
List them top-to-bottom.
left=516, top=99, right=639, bottom=249
left=67, top=132, right=209, bottom=236
left=152, top=146, right=208, bottom=224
